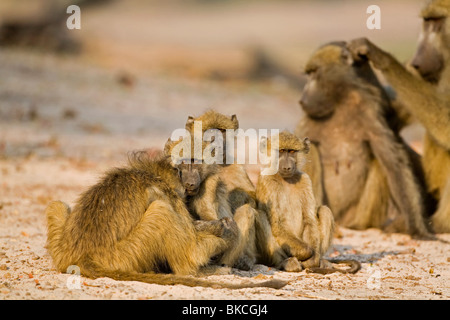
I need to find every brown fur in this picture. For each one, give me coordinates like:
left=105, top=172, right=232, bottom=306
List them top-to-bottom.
left=348, top=0, right=450, bottom=233
left=296, top=42, right=432, bottom=238
left=184, top=111, right=261, bottom=269
left=256, top=132, right=360, bottom=274
left=164, top=137, right=254, bottom=269
left=45, top=152, right=286, bottom=289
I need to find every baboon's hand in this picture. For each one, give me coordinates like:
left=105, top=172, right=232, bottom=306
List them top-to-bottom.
left=347, top=37, right=372, bottom=62
left=348, top=38, right=390, bottom=70
left=220, top=217, right=239, bottom=242
left=194, top=220, right=225, bottom=236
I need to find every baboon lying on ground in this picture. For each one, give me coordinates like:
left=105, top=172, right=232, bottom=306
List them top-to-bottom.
left=348, top=0, right=450, bottom=233
left=296, top=42, right=432, bottom=238
left=256, top=131, right=360, bottom=274
left=164, top=137, right=254, bottom=269
left=46, top=151, right=286, bottom=289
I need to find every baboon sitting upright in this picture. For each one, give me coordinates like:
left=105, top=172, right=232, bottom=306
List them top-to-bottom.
left=348, top=0, right=450, bottom=233
left=296, top=42, right=432, bottom=238
left=184, top=110, right=259, bottom=269
left=256, top=131, right=360, bottom=274
left=164, top=137, right=253, bottom=269
left=46, top=151, right=286, bottom=289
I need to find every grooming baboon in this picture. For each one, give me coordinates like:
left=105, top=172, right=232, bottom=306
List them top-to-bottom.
left=347, top=0, right=450, bottom=233
left=296, top=42, right=432, bottom=238
left=184, top=110, right=259, bottom=269
left=256, top=131, right=360, bottom=274
left=164, top=137, right=254, bottom=269
left=46, top=151, right=286, bottom=289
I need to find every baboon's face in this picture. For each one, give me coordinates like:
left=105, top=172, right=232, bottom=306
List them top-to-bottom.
left=411, top=16, right=446, bottom=83
left=300, top=46, right=351, bottom=119
left=299, top=69, right=337, bottom=119
left=278, top=149, right=299, bottom=178
left=177, top=161, right=203, bottom=196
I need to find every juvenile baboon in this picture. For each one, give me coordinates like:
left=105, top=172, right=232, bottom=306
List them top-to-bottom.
left=347, top=0, right=450, bottom=233
left=296, top=42, right=432, bottom=238
left=184, top=110, right=259, bottom=269
left=256, top=131, right=360, bottom=274
left=164, top=137, right=254, bottom=269
left=46, top=151, right=286, bottom=289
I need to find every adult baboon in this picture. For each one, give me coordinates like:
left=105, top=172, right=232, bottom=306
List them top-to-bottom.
left=347, top=0, right=450, bottom=233
left=296, top=42, right=432, bottom=238
left=256, top=131, right=360, bottom=274
left=164, top=137, right=254, bottom=269
left=46, top=152, right=286, bottom=289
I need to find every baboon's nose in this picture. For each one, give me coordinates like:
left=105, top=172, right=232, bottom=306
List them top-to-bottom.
left=185, top=182, right=196, bottom=188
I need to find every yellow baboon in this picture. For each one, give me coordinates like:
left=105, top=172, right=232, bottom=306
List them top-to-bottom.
left=348, top=0, right=450, bottom=233
left=297, top=42, right=432, bottom=238
left=184, top=110, right=259, bottom=269
left=256, top=131, right=360, bottom=274
left=164, top=137, right=254, bottom=269
left=45, top=151, right=286, bottom=289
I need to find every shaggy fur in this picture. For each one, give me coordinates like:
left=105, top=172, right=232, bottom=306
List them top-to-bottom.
left=46, top=152, right=286, bottom=289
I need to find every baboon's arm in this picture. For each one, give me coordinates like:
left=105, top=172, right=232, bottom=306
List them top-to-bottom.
left=348, top=38, right=450, bottom=150
left=365, top=107, right=432, bottom=238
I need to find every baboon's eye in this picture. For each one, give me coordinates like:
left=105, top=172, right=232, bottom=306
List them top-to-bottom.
left=424, top=16, right=444, bottom=22
left=305, top=66, right=318, bottom=75
left=279, top=149, right=285, bottom=153
left=289, top=150, right=296, bottom=154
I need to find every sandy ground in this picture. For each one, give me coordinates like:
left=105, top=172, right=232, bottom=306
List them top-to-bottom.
left=0, top=0, right=448, bottom=300
left=0, top=48, right=449, bottom=301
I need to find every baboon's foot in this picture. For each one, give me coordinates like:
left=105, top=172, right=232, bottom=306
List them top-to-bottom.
left=282, top=243, right=314, bottom=262
left=233, top=254, right=255, bottom=271
left=280, top=257, right=302, bottom=272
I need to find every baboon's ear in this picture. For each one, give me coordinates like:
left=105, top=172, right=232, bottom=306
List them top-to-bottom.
left=231, top=114, right=239, bottom=128
left=185, top=116, right=195, bottom=130
left=303, top=137, right=310, bottom=154
left=163, top=138, right=173, bottom=156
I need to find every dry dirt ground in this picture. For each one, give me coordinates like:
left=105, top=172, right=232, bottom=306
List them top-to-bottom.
left=0, top=0, right=449, bottom=301
left=0, top=48, right=449, bottom=301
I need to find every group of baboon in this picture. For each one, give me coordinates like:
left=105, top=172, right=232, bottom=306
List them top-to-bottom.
left=45, top=0, right=449, bottom=289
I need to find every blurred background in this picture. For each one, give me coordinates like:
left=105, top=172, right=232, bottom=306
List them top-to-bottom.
left=0, top=0, right=425, bottom=165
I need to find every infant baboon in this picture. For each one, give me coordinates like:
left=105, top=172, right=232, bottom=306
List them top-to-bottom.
left=348, top=0, right=450, bottom=233
left=297, top=42, right=432, bottom=238
left=256, top=131, right=360, bottom=274
left=164, top=137, right=253, bottom=269
left=46, top=151, right=286, bottom=289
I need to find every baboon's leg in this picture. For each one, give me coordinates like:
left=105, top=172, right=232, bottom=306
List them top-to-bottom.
left=344, top=160, right=389, bottom=230
left=432, top=180, right=450, bottom=233
left=94, top=200, right=230, bottom=276
left=45, top=201, right=71, bottom=272
left=232, top=204, right=257, bottom=270
left=317, top=205, right=335, bottom=256
left=254, top=210, right=287, bottom=267
left=300, top=214, right=321, bottom=269
left=278, top=234, right=314, bottom=261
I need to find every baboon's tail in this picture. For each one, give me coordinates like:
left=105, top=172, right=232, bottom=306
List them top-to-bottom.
left=45, top=201, right=70, bottom=267
left=79, top=259, right=287, bottom=290
left=305, top=259, right=361, bottom=275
